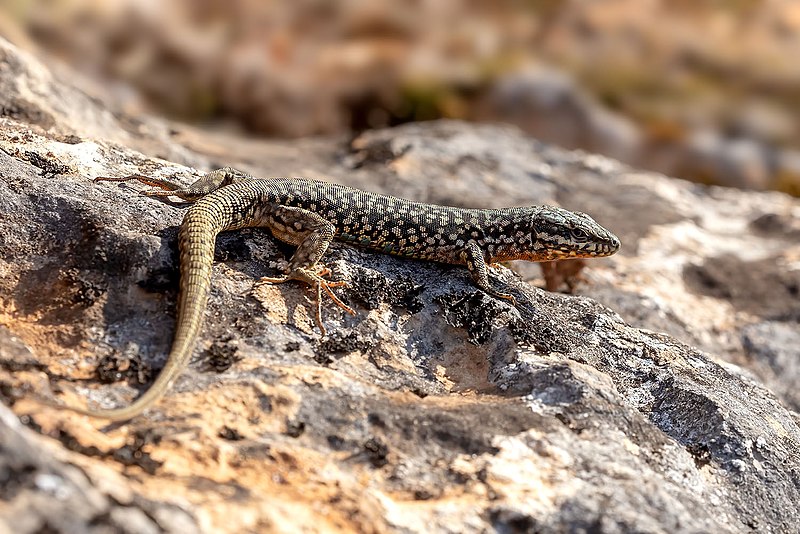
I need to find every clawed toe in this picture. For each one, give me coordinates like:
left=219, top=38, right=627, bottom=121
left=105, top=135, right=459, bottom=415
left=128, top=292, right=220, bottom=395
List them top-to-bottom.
left=255, top=266, right=354, bottom=333
left=255, top=275, right=290, bottom=286
left=320, top=281, right=355, bottom=315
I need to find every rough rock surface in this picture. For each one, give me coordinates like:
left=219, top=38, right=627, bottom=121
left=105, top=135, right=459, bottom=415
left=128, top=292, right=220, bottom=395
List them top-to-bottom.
left=1, top=37, right=799, bottom=533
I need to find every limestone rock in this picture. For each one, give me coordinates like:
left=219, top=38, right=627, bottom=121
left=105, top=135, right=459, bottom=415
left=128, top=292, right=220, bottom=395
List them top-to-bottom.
left=1, top=36, right=799, bottom=534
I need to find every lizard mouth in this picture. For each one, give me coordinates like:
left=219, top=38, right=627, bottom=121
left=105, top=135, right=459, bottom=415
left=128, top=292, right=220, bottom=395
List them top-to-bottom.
left=583, top=232, right=621, bottom=257
left=516, top=237, right=620, bottom=261
left=589, top=239, right=620, bottom=257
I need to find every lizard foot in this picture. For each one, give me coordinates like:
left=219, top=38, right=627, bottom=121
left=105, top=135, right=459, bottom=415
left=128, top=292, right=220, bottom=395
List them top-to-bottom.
left=256, top=266, right=355, bottom=335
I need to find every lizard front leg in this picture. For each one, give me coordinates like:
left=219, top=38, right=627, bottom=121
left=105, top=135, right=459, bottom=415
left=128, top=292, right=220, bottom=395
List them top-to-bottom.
left=255, top=205, right=355, bottom=334
left=462, top=240, right=517, bottom=306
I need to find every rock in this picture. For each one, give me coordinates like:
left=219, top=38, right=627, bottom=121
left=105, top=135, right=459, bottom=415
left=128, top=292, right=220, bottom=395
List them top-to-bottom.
left=1, top=36, right=799, bottom=533
left=0, top=37, right=208, bottom=169
left=485, top=65, right=642, bottom=163
left=684, top=131, right=774, bottom=190
left=742, top=322, right=800, bottom=412
left=0, top=402, right=199, bottom=534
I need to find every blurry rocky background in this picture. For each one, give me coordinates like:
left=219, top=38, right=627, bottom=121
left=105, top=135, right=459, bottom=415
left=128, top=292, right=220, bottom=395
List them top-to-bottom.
left=2, top=0, right=800, bottom=195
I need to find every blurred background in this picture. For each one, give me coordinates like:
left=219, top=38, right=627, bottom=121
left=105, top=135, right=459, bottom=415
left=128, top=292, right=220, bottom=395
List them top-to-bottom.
left=1, top=0, right=799, bottom=196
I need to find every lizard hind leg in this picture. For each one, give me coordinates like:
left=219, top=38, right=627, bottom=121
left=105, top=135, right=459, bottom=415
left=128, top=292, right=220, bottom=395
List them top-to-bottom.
left=94, top=168, right=238, bottom=201
left=256, top=205, right=356, bottom=334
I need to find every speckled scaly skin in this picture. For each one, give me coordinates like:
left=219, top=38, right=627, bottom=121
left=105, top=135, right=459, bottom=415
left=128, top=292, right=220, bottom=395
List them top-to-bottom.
left=51, top=167, right=619, bottom=421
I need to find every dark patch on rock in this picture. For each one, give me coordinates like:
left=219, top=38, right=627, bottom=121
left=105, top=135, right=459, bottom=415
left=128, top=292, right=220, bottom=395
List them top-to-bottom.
left=57, top=134, right=83, bottom=145
left=23, top=151, right=71, bottom=178
left=11, top=196, right=154, bottom=323
left=749, top=212, right=800, bottom=241
left=213, top=232, right=252, bottom=262
left=683, top=254, right=800, bottom=318
left=15, top=262, right=107, bottom=324
left=347, top=264, right=424, bottom=312
left=136, top=265, right=180, bottom=294
left=61, top=267, right=106, bottom=307
left=435, top=291, right=511, bottom=344
left=225, top=297, right=271, bottom=340
left=509, top=313, right=573, bottom=355
left=0, top=327, right=50, bottom=408
left=317, top=330, right=371, bottom=357
left=202, top=340, right=241, bottom=373
left=310, top=350, right=332, bottom=366
left=95, top=353, right=153, bottom=386
left=362, top=361, right=447, bottom=397
left=526, top=363, right=586, bottom=406
left=650, top=378, right=746, bottom=472
left=0, top=380, right=15, bottom=406
left=409, top=387, right=430, bottom=398
left=297, top=389, right=547, bottom=466
left=257, top=394, right=272, bottom=414
left=367, top=412, right=385, bottom=428
left=553, top=412, right=584, bottom=434
left=427, top=418, right=502, bottom=457
left=285, top=420, right=306, bottom=438
left=218, top=426, right=245, bottom=441
left=53, top=428, right=106, bottom=460
left=111, top=430, right=164, bottom=474
left=326, top=434, right=348, bottom=451
left=362, top=437, right=389, bottom=468
left=686, top=442, right=713, bottom=469
left=237, top=443, right=273, bottom=462
left=0, top=460, right=37, bottom=502
left=413, top=488, right=435, bottom=500
left=489, top=508, right=538, bottom=534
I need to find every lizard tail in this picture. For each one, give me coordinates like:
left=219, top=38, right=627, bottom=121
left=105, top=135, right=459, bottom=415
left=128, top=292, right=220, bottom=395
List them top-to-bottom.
left=36, top=199, right=229, bottom=422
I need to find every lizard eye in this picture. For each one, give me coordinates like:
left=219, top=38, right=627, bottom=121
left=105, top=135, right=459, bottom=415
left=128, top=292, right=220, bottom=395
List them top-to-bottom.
left=571, top=228, right=589, bottom=241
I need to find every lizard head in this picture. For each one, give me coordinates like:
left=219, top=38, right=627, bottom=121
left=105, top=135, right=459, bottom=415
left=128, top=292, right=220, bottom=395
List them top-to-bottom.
left=529, top=206, right=620, bottom=261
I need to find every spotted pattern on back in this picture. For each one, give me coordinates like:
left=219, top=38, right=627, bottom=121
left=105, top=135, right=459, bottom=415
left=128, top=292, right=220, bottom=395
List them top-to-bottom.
left=209, top=175, right=620, bottom=266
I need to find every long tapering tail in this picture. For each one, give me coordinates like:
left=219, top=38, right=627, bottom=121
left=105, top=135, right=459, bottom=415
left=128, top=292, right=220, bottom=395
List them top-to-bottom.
left=37, top=195, right=233, bottom=421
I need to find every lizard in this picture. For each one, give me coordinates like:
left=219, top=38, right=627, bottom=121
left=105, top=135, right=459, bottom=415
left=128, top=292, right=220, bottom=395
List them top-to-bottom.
left=41, top=167, right=620, bottom=421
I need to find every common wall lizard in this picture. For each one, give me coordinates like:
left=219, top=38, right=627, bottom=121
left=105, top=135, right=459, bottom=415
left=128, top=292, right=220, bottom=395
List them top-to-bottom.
left=45, top=167, right=620, bottom=421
